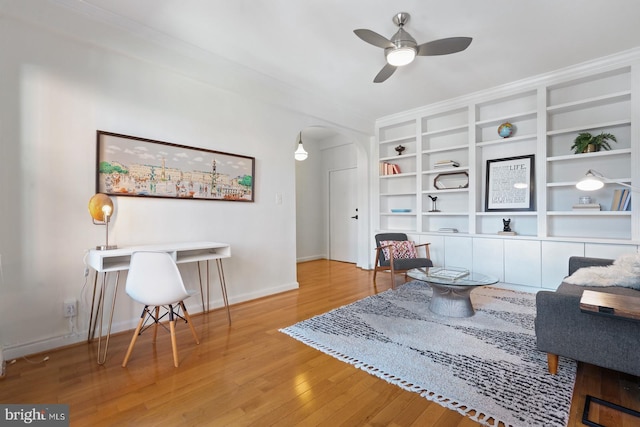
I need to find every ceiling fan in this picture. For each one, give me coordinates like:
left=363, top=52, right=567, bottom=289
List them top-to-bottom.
left=354, top=12, right=472, bottom=83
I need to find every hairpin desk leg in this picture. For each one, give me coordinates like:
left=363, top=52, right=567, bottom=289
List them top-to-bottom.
left=216, top=259, right=231, bottom=324
left=197, top=261, right=205, bottom=313
left=87, top=271, right=100, bottom=342
left=97, top=271, right=120, bottom=365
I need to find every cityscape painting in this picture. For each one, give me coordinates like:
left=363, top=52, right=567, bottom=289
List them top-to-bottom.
left=96, top=131, right=255, bottom=202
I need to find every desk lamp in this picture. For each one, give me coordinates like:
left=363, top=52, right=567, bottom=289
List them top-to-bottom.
left=576, top=169, right=638, bottom=192
left=88, top=193, right=117, bottom=250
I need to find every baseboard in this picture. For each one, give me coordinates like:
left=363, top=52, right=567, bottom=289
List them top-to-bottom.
left=296, top=255, right=325, bottom=263
left=3, top=281, right=300, bottom=360
left=2, top=332, right=86, bottom=361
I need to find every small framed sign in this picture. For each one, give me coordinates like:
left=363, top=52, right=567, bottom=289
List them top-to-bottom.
left=485, top=155, right=535, bottom=211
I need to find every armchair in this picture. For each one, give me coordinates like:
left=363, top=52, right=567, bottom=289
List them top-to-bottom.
left=373, top=233, right=433, bottom=289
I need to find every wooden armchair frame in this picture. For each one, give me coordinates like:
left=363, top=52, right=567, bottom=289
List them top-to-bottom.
left=373, top=234, right=432, bottom=288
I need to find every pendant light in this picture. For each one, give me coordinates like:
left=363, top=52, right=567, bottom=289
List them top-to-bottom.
left=294, top=131, right=308, bottom=161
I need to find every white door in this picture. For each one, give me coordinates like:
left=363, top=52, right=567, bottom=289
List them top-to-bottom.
left=329, top=168, right=358, bottom=263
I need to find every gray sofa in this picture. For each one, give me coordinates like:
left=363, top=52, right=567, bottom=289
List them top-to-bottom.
left=535, top=256, right=640, bottom=377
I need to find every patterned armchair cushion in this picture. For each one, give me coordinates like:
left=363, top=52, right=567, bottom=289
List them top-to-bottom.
left=380, top=240, right=418, bottom=260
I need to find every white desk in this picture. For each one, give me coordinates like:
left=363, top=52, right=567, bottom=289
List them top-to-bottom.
left=86, top=241, right=231, bottom=364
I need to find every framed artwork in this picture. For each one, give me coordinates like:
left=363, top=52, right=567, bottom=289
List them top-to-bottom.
left=96, top=131, right=255, bottom=202
left=485, top=154, right=535, bottom=211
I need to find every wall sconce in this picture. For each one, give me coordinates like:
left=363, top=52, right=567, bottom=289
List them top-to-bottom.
left=294, top=131, right=308, bottom=161
left=576, top=169, right=638, bottom=192
left=88, top=193, right=117, bottom=250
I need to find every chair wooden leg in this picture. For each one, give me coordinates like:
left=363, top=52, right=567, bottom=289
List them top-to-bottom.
left=390, top=261, right=396, bottom=290
left=180, top=301, right=200, bottom=344
left=168, top=304, right=179, bottom=367
left=122, top=309, right=146, bottom=368
left=169, top=320, right=179, bottom=367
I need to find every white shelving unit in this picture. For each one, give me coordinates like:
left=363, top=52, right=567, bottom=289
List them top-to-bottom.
left=374, top=55, right=640, bottom=289
left=545, top=67, right=633, bottom=240
left=473, top=89, right=538, bottom=237
left=377, top=120, right=418, bottom=232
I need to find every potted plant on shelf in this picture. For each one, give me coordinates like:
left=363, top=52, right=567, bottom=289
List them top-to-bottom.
left=570, top=132, right=617, bottom=154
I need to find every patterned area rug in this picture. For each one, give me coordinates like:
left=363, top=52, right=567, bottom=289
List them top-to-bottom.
left=280, top=281, right=576, bottom=427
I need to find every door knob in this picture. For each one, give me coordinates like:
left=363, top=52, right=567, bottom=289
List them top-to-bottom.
left=351, top=215, right=358, bottom=219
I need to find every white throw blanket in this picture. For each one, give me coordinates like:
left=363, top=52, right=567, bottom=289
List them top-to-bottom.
left=564, top=253, right=640, bottom=289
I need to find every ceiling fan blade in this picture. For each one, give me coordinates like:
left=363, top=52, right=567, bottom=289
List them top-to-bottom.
left=354, top=29, right=394, bottom=49
left=416, top=37, right=472, bottom=56
left=374, top=63, right=397, bottom=83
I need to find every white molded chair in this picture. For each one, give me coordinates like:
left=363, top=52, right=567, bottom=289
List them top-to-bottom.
left=122, top=251, right=200, bottom=368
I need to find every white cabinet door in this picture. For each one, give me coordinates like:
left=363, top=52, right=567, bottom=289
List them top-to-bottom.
left=417, top=234, right=444, bottom=267
left=444, top=236, right=473, bottom=270
left=472, top=238, right=504, bottom=282
left=504, top=240, right=541, bottom=287
left=541, top=241, right=584, bottom=290
left=585, top=243, right=638, bottom=260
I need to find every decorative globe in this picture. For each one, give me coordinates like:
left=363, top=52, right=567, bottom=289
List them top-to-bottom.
left=498, top=122, right=513, bottom=138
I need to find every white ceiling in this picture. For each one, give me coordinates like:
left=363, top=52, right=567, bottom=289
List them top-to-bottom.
left=14, top=1, right=640, bottom=125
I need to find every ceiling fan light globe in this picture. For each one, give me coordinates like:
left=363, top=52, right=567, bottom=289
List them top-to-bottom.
left=386, top=47, right=416, bottom=66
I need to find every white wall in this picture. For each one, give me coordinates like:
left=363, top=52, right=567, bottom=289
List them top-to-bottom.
left=0, top=15, right=371, bottom=358
left=295, top=133, right=360, bottom=263
left=296, top=142, right=325, bottom=261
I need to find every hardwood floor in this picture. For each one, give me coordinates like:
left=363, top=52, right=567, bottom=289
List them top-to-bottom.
left=1, top=259, right=638, bottom=426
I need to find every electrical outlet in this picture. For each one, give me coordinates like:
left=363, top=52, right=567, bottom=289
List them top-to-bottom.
left=63, top=300, right=76, bottom=318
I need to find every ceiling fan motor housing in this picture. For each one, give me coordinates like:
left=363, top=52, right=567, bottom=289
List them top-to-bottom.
left=354, top=11, right=472, bottom=82
left=386, top=27, right=417, bottom=66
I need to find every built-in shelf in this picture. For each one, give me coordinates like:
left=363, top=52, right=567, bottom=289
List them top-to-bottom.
left=376, top=60, right=636, bottom=248
left=546, top=90, right=631, bottom=114
left=475, top=110, right=537, bottom=127
left=546, top=119, right=631, bottom=136
left=422, top=124, right=468, bottom=137
left=476, top=133, right=537, bottom=147
left=379, top=135, right=416, bottom=145
left=422, top=144, right=468, bottom=154
left=547, top=148, right=631, bottom=162
left=380, top=153, right=417, bottom=162
left=423, top=166, right=470, bottom=175
left=379, top=172, right=417, bottom=179
left=423, top=189, right=468, bottom=194
left=380, top=192, right=415, bottom=196
left=476, top=211, right=537, bottom=216
left=547, top=211, right=631, bottom=216
left=422, top=212, right=467, bottom=216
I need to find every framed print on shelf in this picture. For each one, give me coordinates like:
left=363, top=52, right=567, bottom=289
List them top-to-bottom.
left=96, top=131, right=255, bottom=202
left=485, top=154, right=535, bottom=212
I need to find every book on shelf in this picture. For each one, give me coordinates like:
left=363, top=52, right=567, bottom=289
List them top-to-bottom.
left=433, top=160, right=460, bottom=168
left=380, top=162, right=401, bottom=175
left=610, top=189, right=631, bottom=211
left=623, top=191, right=631, bottom=211
left=572, top=203, right=601, bottom=211
left=438, top=227, right=458, bottom=233
left=428, top=267, right=469, bottom=280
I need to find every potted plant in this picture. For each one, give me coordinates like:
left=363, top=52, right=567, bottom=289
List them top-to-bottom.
left=570, top=132, right=617, bottom=154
